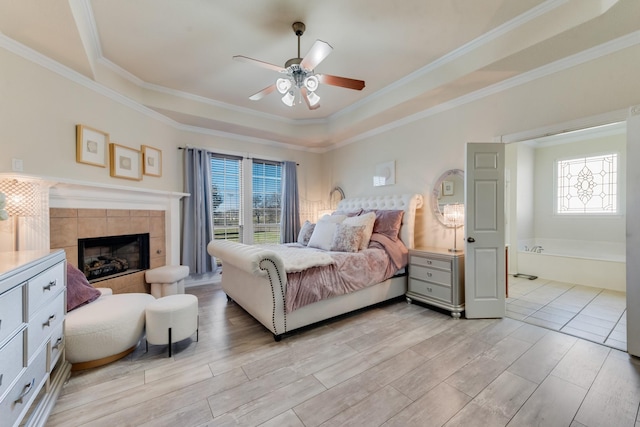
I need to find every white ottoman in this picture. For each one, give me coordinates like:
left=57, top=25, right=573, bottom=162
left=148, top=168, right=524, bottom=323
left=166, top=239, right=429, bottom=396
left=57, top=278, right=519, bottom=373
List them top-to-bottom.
left=145, top=265, right=190, bottom=298
left=65, top=292, right=156, bottom=370
left=145, top=294, right=199, bottom=357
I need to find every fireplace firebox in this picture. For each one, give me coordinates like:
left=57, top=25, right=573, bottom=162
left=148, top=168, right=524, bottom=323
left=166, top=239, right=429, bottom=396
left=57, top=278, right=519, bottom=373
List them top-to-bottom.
left=78, top=233, right=150, bottom=283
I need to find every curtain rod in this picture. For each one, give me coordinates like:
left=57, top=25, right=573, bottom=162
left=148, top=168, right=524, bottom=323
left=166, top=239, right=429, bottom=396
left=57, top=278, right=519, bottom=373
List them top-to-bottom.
left=178, top=146, right=298, bottom=165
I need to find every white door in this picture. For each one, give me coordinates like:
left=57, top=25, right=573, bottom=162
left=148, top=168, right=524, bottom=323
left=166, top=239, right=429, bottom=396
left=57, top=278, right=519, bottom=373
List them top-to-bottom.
left=465, top=143, right=506, bottom=318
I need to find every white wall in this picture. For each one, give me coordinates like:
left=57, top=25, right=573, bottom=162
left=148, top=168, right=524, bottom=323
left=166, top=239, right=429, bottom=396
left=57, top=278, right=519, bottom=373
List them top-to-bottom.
left=323, top=44, right=640, bottom=249
left=0, top=47, right=324, bottom=208
left=532, top=133, right=626, bottom=244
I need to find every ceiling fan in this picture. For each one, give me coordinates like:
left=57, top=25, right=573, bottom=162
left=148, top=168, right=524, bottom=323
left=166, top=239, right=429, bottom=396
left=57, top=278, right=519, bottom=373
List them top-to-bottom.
left=233, top=22, right=365, bottom=110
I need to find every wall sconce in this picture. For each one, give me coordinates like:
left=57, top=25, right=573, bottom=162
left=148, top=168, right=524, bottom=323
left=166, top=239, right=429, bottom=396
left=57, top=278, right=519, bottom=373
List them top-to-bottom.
left=0, top=179, right=41, bottom=251
left=444, top=203, right=464, bottom=253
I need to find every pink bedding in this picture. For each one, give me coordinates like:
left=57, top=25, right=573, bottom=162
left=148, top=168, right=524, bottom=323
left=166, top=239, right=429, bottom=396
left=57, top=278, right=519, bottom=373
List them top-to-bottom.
left=285, top=234, right=408, bottom=313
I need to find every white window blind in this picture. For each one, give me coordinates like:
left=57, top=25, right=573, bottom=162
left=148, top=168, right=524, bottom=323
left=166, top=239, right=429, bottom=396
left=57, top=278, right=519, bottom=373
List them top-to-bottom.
left=210, top=153, right=243, bottom=242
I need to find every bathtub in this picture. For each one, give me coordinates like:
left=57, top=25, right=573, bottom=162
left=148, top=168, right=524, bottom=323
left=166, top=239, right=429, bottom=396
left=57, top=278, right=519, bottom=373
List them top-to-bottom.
left=515, top=238, right=626, bottom=292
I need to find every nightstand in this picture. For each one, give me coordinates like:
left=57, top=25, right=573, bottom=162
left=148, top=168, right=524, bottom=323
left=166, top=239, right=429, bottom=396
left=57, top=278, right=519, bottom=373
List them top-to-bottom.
left=406, top=247, right=465, bottom=318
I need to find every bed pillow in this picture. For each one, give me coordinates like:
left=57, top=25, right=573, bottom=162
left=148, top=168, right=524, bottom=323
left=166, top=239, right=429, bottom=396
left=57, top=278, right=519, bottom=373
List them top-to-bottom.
left=332, top=208, right=362, bottom=217
left=365, top=209, right=405, bottom=241
left=343, top=211, right=376, bottom=250
left=307, top=214, right=346, bottom=250
left=297, top=220, right=316, bottom=245
left=330, top=224, right=365, bottom=252
left=66, top=263, right=101, bottom=312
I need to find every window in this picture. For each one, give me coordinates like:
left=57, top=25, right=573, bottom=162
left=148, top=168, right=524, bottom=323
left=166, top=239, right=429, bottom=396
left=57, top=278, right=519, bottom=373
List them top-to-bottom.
left=210, top=153, right=282, bottom=244
left=556, top=153, right=618, bottom=214
left=211, top=154, right=243, bottom=242
left=252, top=160, right=282, bottom=244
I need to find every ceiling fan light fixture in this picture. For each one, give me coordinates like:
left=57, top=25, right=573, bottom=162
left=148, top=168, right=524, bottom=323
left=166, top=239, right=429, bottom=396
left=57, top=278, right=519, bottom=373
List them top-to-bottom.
left=304, top=75, right=319, bottom=92
left=276, top=78, right=292, bottom=94
left=281, top=90, right=295, bottom=107
left=306, top=91, right=320, bottom=107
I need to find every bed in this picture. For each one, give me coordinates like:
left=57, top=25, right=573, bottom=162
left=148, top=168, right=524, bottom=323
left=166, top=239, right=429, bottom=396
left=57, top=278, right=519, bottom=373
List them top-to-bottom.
left=206, top=193, right=423, bottom=340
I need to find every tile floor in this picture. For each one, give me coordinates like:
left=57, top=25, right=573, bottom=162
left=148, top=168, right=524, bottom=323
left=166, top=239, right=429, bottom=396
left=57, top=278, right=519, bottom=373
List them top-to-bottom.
left=506, top=275, right=627, bottom=351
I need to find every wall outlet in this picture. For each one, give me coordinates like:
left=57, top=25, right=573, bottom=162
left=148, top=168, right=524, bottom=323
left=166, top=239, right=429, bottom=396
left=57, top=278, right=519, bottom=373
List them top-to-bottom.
left=12, top=158, right=23, bottom=172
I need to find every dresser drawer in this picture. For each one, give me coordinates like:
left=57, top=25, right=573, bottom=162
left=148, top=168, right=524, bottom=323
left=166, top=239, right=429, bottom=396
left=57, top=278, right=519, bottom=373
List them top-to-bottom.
left=410, top=255, right=451, bottom=271
left=28, top=262, right=64, bottom=318
left=409, top=265, right=451, bottom=287
left=409, top=278, right=452, bottom=303
left=0, top=285, right=24, bottom=345
left=27, top=292, right=65, bottom=363
left=49, top=322, right=64, bottom=370
left=0, top=329, right=26, bottom=401
left=0, top=345, right=47, bottom=427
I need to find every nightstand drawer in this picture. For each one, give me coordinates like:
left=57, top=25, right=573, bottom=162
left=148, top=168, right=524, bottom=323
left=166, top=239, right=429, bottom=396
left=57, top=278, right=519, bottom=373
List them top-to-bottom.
left=410, top=255, right=450, bottom=271
left=28, top=262, right=64, bottom=318
left=410, top=265, right=451, bottom=287
left=409, top=278, right=452, bottom=303
left=0, top=285, right=24, bottom=345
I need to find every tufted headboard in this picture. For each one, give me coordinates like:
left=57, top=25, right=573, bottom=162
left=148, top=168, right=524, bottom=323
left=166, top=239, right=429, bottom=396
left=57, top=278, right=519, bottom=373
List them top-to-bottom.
left=336, top=193, right=424, bottom=249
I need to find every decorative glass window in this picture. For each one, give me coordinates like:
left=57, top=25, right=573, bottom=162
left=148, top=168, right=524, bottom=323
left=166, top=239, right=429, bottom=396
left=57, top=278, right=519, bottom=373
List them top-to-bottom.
left=556, top=153, right=617, bottom=214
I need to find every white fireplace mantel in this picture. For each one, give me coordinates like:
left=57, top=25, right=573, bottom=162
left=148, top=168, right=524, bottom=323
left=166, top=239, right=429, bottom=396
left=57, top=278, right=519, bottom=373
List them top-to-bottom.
left=0, top=174, right=189, bottom=264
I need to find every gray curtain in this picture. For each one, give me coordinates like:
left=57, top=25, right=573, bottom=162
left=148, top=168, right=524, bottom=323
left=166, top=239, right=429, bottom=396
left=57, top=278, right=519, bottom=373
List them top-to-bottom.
left=181, top=147, right=216, bottom=273
left=280, top=161, right=300, bottom=243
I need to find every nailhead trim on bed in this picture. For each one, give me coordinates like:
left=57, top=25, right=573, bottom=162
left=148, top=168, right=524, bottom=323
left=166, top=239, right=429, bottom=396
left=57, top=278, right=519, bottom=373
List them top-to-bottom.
left=259, top=258, right=286, bottom=335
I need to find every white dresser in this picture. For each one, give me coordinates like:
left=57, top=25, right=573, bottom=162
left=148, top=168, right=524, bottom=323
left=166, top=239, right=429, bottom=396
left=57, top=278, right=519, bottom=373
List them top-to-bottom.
left=406, top=247, right=465, bottom=318
left=0, top=250, right=70, bottom=427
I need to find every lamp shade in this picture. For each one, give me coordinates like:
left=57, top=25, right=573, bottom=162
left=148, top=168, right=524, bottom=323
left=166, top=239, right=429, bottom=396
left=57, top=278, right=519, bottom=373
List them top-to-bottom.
left=276, top=78, right=292, bottom=94
left=0, top=179, right=39, bottom=217
left=444, top=203, right=464, bottom=227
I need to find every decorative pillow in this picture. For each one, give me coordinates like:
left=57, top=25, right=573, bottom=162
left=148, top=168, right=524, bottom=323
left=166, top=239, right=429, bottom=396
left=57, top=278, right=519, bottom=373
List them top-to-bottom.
left=365, top=209, right=405, bottom=241
left=343, top=211, right=376, bottom=250
left=307, top=215, right=346, bottom=250
left=297, top=220, right=316, bottom=245
left=330, top=224, right=365, bottom=252
left=66, top=263, right=101, bottom=312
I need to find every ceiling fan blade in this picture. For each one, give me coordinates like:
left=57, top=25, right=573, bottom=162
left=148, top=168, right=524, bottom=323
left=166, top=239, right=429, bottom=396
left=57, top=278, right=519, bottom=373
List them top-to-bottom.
left=300, top=40, right=333, bottom=70
left=233, top=55, right=286, bottom=73
left=318, top=74, right=365, bottom=91
left=249, top=84, right=277, bottom=101
left=300, top=87, right=320, bottom=110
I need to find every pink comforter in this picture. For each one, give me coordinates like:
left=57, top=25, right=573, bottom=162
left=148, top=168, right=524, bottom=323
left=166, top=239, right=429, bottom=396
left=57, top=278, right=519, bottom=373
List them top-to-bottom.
left=285, top=235, right=408, bottom=313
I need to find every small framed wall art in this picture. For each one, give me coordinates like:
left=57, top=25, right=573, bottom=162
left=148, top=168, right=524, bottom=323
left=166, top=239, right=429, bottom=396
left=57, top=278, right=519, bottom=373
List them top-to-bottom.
left=76, top=124, right=109, bottom=167
left=109, top=143, right=142, bottom=180
left=142, top=145, right=162, bottom=177
left=373, top=160, right=395, bottom=187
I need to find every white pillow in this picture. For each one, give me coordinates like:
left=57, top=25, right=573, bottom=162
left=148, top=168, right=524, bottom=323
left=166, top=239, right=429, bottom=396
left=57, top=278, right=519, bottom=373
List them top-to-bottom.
left=343, top=211, right=376, bottom=250
left=307, top=215, right=346, bottom=250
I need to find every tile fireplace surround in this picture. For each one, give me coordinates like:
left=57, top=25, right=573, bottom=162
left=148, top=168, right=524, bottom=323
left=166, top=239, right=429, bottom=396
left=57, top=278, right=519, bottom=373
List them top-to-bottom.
left=46, top=177, right=188, bottom=294
left=51, top=208, right=164, bottom=294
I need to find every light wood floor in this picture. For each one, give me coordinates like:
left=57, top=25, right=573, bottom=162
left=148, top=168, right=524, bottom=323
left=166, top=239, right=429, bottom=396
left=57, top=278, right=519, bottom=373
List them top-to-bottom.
left=47, top=283, right=640, bottom=427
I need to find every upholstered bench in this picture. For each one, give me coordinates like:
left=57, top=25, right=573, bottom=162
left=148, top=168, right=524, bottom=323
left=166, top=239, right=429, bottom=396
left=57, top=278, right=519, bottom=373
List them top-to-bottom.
left=145, top=265, right=190, bottom=298
left=65, top=289, right=155, bottom=370
left=145, top=294, right=199, bottom=357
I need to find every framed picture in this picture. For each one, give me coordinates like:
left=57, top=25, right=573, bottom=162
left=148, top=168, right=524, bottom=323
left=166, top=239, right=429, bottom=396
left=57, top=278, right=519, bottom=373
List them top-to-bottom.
left=76, top=124, right=109, bottom=167
left=109, top=143, right=142, bottom=180
left=141, top=145, right=162, bottom=177
left=373, top=161, right=395, bottom=187
left=443, top=180, right=454, bottom=196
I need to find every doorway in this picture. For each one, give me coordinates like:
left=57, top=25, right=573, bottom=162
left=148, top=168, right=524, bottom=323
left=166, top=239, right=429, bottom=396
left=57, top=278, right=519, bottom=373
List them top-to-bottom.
left=503, top=121, right=627, bottom=350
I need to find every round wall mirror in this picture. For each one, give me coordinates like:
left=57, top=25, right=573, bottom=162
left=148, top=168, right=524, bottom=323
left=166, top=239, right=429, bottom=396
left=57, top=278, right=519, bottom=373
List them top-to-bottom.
left=431, top=169, right=464, bottom=227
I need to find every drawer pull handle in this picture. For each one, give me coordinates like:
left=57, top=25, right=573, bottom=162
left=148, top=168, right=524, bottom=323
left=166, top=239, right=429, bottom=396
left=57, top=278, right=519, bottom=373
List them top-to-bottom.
left=426, top=260, right=432, bottom=265
left=427, top=272, right=432, bottom=277
left=43, top=280, right=57, bottom=291
left=427, top=287, right=433, bottom=293
left=43, top=314, right=56, bottom=327
left=53, top=337, right=63, bottom=350
left=0, top=373, right=3, bottom=387
left=14, top=378, right=35, bottom=404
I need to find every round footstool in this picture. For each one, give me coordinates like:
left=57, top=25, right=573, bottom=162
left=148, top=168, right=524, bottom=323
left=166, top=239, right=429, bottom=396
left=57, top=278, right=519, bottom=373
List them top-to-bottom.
left=145, top=265, right=190, bottom=298
left=65, top=292, right=156, bottom=370
left=145, top=294, right=199, bottom=357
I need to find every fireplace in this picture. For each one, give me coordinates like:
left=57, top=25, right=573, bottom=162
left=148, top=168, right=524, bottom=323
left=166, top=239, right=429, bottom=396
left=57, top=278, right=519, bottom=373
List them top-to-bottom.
left=78, top=233, right=150, bottom=283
